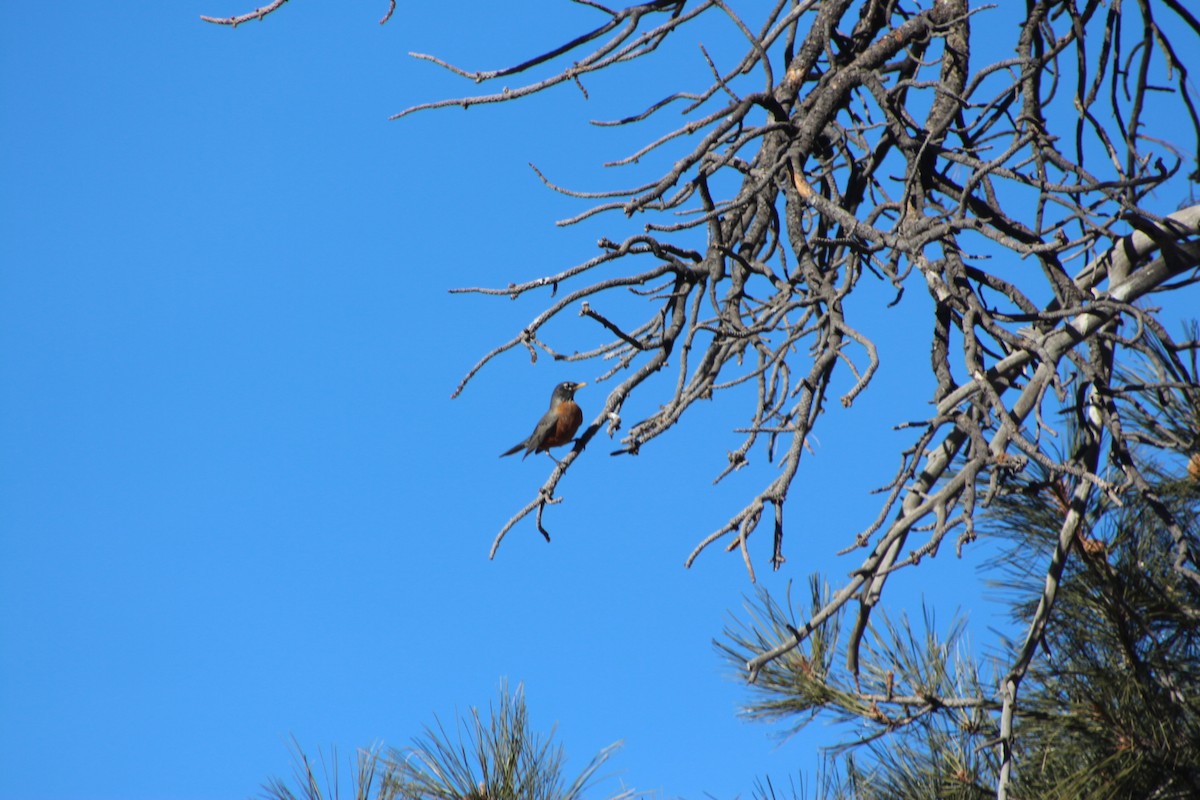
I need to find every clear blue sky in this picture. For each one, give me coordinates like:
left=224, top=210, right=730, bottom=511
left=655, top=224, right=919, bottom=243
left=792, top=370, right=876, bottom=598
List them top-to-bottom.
left=1, top=4, right=1192, bottom=800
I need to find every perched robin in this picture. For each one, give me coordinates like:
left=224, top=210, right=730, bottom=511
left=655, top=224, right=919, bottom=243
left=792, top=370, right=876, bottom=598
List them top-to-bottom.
left=500, top=381, right=586, bottom=460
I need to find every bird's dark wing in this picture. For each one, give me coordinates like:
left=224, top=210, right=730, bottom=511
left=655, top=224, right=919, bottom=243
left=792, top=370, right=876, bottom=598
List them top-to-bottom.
left=499, top=407, right=560, bottom=458
left=521, top=408, right=561, bottom=458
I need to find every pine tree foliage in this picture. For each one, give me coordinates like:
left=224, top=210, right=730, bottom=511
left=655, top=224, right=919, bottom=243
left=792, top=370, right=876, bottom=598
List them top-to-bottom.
left=261, top=684, right=629, bottom=800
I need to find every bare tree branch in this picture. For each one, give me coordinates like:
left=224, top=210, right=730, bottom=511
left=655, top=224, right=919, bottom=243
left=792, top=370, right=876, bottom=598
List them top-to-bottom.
left=200, top=0, right=292, bottom=27
left=208, top=3, right=1200, bottom=794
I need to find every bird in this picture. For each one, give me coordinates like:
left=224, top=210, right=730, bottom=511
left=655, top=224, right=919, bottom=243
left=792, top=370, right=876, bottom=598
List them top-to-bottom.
left=500, top=381, right=586, bottom=461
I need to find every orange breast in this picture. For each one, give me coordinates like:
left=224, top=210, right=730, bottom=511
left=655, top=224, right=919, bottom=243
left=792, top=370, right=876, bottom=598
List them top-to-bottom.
left=541, top=401, right=582, bottom=450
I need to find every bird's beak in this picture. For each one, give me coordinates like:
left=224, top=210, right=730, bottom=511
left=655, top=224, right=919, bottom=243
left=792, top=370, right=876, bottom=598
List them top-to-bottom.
left=576, top=382, right=587, bottom=389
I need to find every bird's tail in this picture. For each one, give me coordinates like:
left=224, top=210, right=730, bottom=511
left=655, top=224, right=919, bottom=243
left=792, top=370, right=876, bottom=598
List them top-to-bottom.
left=499, top=442, right=525, bottom=457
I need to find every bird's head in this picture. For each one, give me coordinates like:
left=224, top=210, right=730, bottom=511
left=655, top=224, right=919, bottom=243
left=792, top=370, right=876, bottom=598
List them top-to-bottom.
left=551, top=381, right=586, bottom=403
